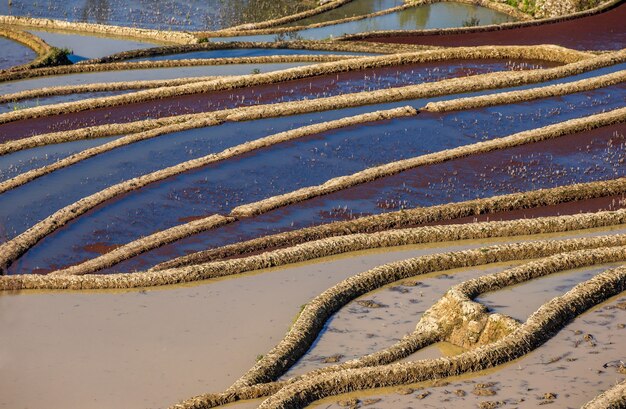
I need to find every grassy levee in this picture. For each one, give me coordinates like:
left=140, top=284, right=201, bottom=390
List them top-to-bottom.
left=205, top=0, right=529, bottom=39
left=211, top=0, right=355, bottom=32
left=341, top=0, right=625, bottom=41
left=206, top=3, right=419, bottom=38
left=0, top=16, right=196, bottom=44
left=0, top=26, right=71, bottom=70
left=0, top=26, right=50, bottom=63
left=85, top=41, right=422, bottom=65
left=0, top=45, right=598, bottom=124
left=1, top=46, right=610, bottom=156
left=0, top=53, right=362, bottom=83
left=423, top=69, right=626, bottom=112
left=0, top=76, right=228, bottom=104
left=0, top=107, right=416, bottom=275
left=0, top=108, right=621, bottom=276
left=35, top=108, right=416, bottom=276
left=230, top=108, right=626, bottom=218
left=156, top=178, right=626, bottom=270
left=1, top=209, right=625, bottom=290
left=170, top=240, right=626, bottom=408
left=252, top=259, right=626, bottom=409
left=582, top=380, right=626, bottom=409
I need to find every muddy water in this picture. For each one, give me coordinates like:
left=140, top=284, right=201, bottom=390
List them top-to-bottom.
left=215, top=3, right=515, bottom=42
left=0, top=36, right=36, bottom=70
left=0, top=228, right=623, bottom=409
left=0, top=238, right=531, bottom=409
left=285, top=261, right=623, bottom=377
left=477, top=262, right=625, bottom=321
left=283, top=263, right=520, bottom=377
left=314, top=293, right=626, bottom=409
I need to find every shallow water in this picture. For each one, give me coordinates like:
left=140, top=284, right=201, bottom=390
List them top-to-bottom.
left=0, top=0, right=322, bottom=31
left=278, top=0, right=405, bottom=27
left=214, top=3, right=515, bottom=42
left=30, top=29, right=158, bottom=62
left=0, top=36, right=36, bottom=70
left=129, top=48, right=375, bottom=62
left=0, top=62, right=315, bottom=95
left=3, top=84, right=623, bottom=274
left=1, top=228, right=622, bottom=409
left=476, top=262, right=625, bottom=321
left=283, top=263, right=520, bottom=377
left=315, top=293, right=626, bottom=409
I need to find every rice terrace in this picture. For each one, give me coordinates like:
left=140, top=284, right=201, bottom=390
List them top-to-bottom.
left=0, top=0, right=625, bottom=407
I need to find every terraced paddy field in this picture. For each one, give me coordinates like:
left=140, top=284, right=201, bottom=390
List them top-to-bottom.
left=0, top=1, right=625, bottom=408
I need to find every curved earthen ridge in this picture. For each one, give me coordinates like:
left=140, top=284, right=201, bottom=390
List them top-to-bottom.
left=207, top=0, right=531, bottom=39
left=216, top=0, right=356, bottom=32
left=340, top=0, right=625, bottom=42
left=205, top=3, right=421, bottom=38
left=0, top=16, right=197, bottom=44
left=0, top=25, right=55, bottom=70
left=84, top=41, right=422, bottom=65
left=0, top=45, right=600, bottom=124
left=0, top=45, right=610, bottom=158
left=0, top=53, right=361, bottom=84
left=3, top=64, right=621, bottom=191
left=422, top=70, right=626, bottom=112
left=0, top=76, right=227, bottom=105
left=0, top=107, right=621, bottom=276
left=230, top=107, right=626, bottom=217
left=155, top=178, right=626, bottom=270
left=170, top=243, right=626, bottom=408
left=256, top=262, right=626, bottom=409
left=582, top=379, right=626, bottom=409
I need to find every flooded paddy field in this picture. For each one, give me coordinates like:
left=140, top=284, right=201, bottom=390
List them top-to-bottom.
left=1, top=1, right=625, bottom=408
left=0, top=36, right=36, bottom=69
left=0, top=57, right=559, bottom=141
left=3, top=84, right=622, bottom=274
left=1, top=227, right=624, bottom=409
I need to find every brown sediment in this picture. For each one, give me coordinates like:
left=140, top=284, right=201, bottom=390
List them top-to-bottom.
left=343, top=0, right=626, bottom=50
left=0, top=16, right=196, bottom=44
left=0, top=26, right=52, bottom=70
left=0, top=45, right=596, bottom=130
left=423, top=70, right=626, bottom=112
left=39, top=107, right=417, bottom=276
left=229, top=108, right=626, bottom=218
left=156, top=178, right=626, bottom=271
left=172, top=242, right=626, bottom=408
left=229, top=243, right=626, bottom=389
left=249, top=259, right=626, bottom=409
left=582, top=379, right=626, bottom=409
